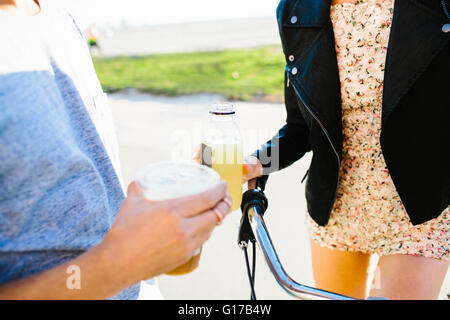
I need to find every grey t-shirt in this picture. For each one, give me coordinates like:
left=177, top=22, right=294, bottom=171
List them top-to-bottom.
left=0, top=2, right=139, bottom=299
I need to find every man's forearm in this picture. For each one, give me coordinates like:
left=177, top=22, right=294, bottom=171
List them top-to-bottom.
left=0, top=241, right=138, bottom=300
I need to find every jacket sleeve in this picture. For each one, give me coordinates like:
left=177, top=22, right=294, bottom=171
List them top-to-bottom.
left=252, top=72, right=311, bottom=175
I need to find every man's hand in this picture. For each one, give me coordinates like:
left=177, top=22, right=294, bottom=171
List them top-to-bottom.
left=0, top=180, right=231, bottom=300
left=100, top=180, right=232, bottom=283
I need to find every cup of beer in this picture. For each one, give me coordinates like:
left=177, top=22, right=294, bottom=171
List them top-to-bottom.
left=136, top=161, right=220, bottom=275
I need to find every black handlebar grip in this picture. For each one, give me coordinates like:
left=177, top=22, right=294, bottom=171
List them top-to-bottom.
left=238, top=189, right=269, bottom=246
left=241, top=189, right=268, bottom=216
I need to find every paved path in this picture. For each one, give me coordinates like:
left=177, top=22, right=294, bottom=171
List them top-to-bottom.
left=96, top=17, right=280, bottom=57
left=108, top=93, right=449, bottom=300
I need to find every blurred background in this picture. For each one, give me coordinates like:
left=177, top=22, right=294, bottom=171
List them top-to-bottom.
left=46, top=0, right=449, bottom=300
left=51, top=0, right=277, bottom=29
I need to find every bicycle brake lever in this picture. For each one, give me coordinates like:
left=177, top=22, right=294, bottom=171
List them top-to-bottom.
left=255, top=175, right=269, bottom=192
left=238, top=208, right=254, bottom=249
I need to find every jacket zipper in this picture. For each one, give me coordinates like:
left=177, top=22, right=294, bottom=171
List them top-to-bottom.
left=442, top=0, right=450, bottom=18
left=287, top=70, right=341, bottom=215
left=301, top=169, right=309, bottom=183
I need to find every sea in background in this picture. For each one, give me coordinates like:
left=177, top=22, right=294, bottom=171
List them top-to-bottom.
left=46, top=0, right=278, bottom=30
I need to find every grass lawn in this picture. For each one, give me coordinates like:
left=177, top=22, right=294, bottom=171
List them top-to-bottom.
left=93, top=45, right=285, bottom=102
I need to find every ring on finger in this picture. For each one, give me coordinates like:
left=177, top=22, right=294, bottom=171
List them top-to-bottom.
left=213, top=208, right=224, bottom=225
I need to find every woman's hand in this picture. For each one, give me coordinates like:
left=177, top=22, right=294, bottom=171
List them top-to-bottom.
left=192, top=145, right=263, bottom=189
left=243, top=155, right=263, bottom=189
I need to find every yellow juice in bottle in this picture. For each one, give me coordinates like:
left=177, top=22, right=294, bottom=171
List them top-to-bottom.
left=201, top=103, right=243, bottom=211
left=211, top=142, right=243, bottom=211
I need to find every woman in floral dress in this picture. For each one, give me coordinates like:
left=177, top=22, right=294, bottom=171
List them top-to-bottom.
left=244, top=0, right=449, bottom=299
left=306, top=0, right=449, bottom=299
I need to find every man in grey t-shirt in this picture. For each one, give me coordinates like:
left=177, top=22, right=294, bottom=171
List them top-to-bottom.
left=0, top=0, right=231, bottom=299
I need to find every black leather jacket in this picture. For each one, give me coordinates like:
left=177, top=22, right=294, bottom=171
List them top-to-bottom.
left=254, top=0, right=450, bottom=226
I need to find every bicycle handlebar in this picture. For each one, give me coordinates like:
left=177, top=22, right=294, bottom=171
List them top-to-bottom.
left=240, top=188, right=356, bottom=300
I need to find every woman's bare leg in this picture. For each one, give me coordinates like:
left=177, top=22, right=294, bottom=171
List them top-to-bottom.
left=310, top=238, right=373, bottom=299
left=369, top=254, right=449, bottom=300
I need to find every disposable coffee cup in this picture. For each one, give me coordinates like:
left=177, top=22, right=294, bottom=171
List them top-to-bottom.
left=136, top=161, right=220, bottom=275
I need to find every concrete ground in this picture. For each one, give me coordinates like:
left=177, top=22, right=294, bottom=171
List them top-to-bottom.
left=95, top=17, right=280, bottom=57
left=108, top=93, right=449, bottom=300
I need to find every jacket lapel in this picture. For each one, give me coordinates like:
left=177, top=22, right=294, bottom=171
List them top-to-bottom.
left=281, top=0, right=342, bottom=142
left=382, top=0, right=450, bottom=126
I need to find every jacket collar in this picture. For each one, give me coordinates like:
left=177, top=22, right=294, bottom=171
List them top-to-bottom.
left=283, top=0, right=332, bottom=27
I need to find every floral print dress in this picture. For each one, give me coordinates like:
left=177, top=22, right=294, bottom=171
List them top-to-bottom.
left=306, top=0, right=449, bottom=261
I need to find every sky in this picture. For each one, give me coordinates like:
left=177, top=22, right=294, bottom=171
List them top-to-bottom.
left=47, top=0, right=278, bottom=29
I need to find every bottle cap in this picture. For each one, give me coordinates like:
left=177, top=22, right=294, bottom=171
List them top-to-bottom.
left=209, top=103, right=235, bottom=115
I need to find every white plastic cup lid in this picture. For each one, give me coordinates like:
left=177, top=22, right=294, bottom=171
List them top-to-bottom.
left=136, top=162, right=220, bottom=201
